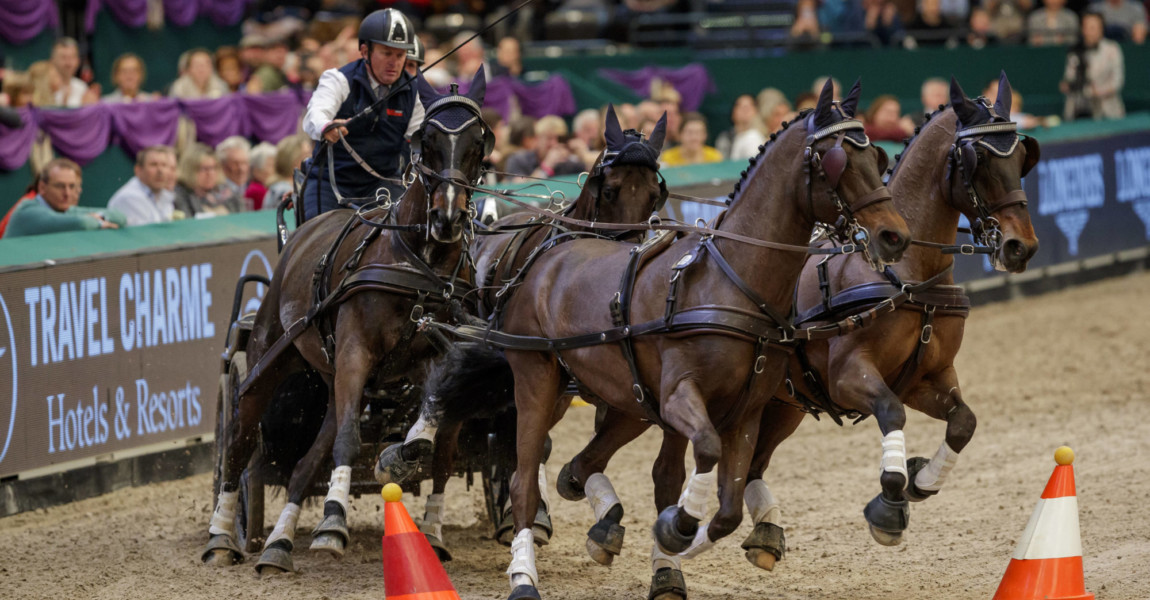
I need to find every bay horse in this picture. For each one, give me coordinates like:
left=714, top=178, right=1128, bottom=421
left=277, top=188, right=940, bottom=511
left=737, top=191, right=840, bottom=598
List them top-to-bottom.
left=201, top=68, right=494, bottom=569
left=735, top=72, right=1040, bottom=565
left=491, top=79, right=910, bottom=600
left=372, top=106, right=672, bottom=560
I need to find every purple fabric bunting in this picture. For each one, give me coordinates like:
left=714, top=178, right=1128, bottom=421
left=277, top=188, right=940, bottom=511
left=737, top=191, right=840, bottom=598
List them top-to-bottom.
left=0, top=0, right=59, bottom=45
left=89, top=0, right=247, bottom=29
left=162, top=0, right=200, bottom=27
left=200, top=0, right=248, bottom=27
left=596, top=63, right=716, bottom=112
left=449, top=74, right=576, bottom=123
left=242, top=92, right=306, bottom=144
left=179, top=96, right=247, bottom=147
left=108, top=99, right=181, bottom=156
left=37, top=105, right=113, bottom=166
left=0, top=109, right=38, bottom=172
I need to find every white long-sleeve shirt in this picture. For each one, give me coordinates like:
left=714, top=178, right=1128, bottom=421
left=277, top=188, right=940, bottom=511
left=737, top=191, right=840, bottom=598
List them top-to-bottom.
left=302, top=67, right=424, bottom=142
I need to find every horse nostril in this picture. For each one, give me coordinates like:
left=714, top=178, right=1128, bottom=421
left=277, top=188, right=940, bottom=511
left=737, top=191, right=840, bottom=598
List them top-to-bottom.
left=881, top=230, right=906, bottom=251
left=1004, top=239, right=1026, bottom=260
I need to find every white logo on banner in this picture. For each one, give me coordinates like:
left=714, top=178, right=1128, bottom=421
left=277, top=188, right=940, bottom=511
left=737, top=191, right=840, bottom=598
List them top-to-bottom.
left=1114, top=146, right=1150, bottom=239
left=1037, top=154, right=1105, bottom=256
left=239, top=250, right=273, bottom=315
left=0, top=292, right=18, bottom=466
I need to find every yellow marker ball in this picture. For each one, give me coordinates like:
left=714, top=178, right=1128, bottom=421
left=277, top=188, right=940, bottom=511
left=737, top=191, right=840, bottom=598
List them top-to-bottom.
left=1054, top=446, right=1075, bottom=466
left=382, top=483, right=403, bottom=502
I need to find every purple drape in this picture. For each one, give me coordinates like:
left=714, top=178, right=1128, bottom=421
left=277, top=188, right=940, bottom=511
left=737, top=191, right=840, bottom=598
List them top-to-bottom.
left=0, top=0, right=59, bottom=45
left=88, top=0, right=246, bottom=29
left=162, top=0, right=199, bottom=27
left=200, top=0, right=248, bottom=27
left=597, top=64, right=716, bottom=112
left=450, top=75, right=577, bottom=122
left=242, top=92, right=308, bottom=143
left=179, top=96, right=247, bottom=147
left=108, top=99, right=181, bottom=156
left=37, top=105, right=113, bottom=166
left=0, top=109, right=37, bottom=171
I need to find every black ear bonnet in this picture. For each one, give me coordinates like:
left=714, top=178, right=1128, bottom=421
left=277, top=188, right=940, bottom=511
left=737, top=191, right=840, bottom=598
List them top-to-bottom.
left=410, top=69, right=495, bottom=159
left=586, top=106, right=669, bottom=212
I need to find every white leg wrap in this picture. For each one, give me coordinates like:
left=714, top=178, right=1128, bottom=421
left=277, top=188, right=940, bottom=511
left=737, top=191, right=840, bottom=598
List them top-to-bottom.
left=405, top=412, right=437, bottom=444
left=880, top=430, right=908, bottom=483
left=914, top=442, right=959, bottom=492
left=536, top=463, right=551, bottom=513
left=324, top=465, right=353, bottom=512
left=678, top=468, right=717, bottom=521
left=585, top=473, right=621, bottom=522
left=744, top=479, right=781, bottom=525
left=208, top=491, right=239, bottom=537
left=420, top=494, right=446, bottom=540
left=265, top=502, right=301, bottom=547
left=680, top=525, right=714, bottom=559
left=507, top=528, right=539, bottom=588
left=650, top=540, right=682, bottom=573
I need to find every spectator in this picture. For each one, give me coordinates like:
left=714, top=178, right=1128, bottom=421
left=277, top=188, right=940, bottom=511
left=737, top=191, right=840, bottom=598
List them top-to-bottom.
left=791, top=0, right=824, bottom=44
left=864, top=0, right=907, bottom=45
left=908, top=0, right=962, bottom=46
left=936, top=0, right=971, bottom=24
left=985, top=0, right=1031, bottom=42
left=1029, top=0, right=1080, bottom=45
left=1090, top=0, right=1147, bottom=43
left=967, top=6, right=999, bottom=47
left=1061, top=12, right=1126, bottom=120
left=452, top=31, right=488, bottom=79
left=404, top=35, right=425, bottom=78
left=492, top=37, right=523, bottom=78
left=50, top=38, right=98, bottom=107
left=248, top=39, right=291, bottom=93
left=216, top=48, right=247, bottom=93
left=170, top=49, right=229, bottom=99
left=103, top=53, right=156, bottom=103
left=28, top=61, right=63, bottom=107
left=2, top=71, right=34, bottom=108
left=812, top=76, right=842, bottom=101
left=912, top=77, right=949, bottom=126
left=650, top=83, right=683, bottom=144
left=756, top=87, right=792, bottom=134
left=794, top=91, right=820, bottom=111
left=715, top=94, right=767, bottom=160
left=863, top=95, right=913, bottom=141
left=616, top=103, right=641, bottom=131
left=569, top=108, right=604, bottom=169
left=661, top=112, right=722, bottom=167
left=505, top=115, right=585, bottom=179
left=499, top=116, right=537, bottom=172
left=263, top=133, right=314, bottom=210
left=216, top=136, right=252, bottom=199
left=246, top=142, right=277, bottom=210
left=174, top=143, right=245, bottom=218
left=107, top=146, right=178, bottom=226
left=5, top=159, right=125, bottom=238
left=0, top=174, right=40, bottom=239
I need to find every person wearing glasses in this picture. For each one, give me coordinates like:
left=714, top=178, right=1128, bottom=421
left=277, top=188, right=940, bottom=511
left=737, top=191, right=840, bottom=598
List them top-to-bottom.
left=4, top=159, right=126, bottom=238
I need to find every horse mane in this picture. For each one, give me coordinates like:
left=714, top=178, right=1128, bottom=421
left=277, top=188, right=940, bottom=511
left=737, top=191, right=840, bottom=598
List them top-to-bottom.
left=887, top=103, right=951, bottom=181
left=726, top=108, right=815, bottom=206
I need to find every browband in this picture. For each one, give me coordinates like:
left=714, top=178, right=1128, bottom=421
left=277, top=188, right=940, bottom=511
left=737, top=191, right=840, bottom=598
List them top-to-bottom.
left=955, top=121, right=1017, bottom=139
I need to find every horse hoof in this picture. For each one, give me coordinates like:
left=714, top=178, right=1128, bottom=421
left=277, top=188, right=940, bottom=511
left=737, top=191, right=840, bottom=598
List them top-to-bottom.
left=374, top=439, right=431, bottom=485
left=904, top=457, right=938, bottom=502
left=556, top=462, right=586, bottom=501
left=863, top=493, right=909, bottom=547
left=653, top=506, right=696, bottom=555
left=533, top=507, right=553, bottom=546
left=586, top=509, right=625, bottom=562
left=740, top=522, right=785, bottom=571
left=309, top=532, right=347, bottom=558
left=425, top=533, right=453, bottom=562
left=201, top=534, right=244, bottom=566
left=585, top=538, right=615, bottom=566
left=255, top=541, right=294, bottom=576
left=648, top=567, right=687, bottom=600
left=508, top=584, right=542, bottom=600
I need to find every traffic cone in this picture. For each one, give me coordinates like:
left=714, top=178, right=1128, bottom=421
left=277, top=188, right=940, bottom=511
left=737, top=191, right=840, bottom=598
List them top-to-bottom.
left=992, top=446, right=1094, bottom=600
left=381, top=483, right=461, bottom=600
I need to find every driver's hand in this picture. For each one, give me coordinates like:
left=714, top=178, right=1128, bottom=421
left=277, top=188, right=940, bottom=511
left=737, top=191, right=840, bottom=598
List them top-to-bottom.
left=323, top=119, right=350, bottom=143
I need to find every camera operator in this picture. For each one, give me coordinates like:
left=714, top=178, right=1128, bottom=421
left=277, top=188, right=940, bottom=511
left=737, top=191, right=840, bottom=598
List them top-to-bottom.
left=1060, top=12, right=1126, bottom=121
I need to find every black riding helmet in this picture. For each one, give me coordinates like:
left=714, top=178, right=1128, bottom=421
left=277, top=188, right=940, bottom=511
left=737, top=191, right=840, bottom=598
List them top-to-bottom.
left=359, top=8, right=415, bottom=51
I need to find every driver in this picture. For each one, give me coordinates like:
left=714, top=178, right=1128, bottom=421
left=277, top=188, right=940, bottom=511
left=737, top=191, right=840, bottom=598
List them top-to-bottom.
left=300, top=8, right=425, bottom=220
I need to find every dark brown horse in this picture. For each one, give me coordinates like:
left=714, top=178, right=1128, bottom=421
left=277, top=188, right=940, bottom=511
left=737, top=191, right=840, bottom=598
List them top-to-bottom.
left=200, top=69, right=493, bottom=568
left=736, top=73, right=1040, bottom=566
left=491, top=80, right=909, bottom=600
left=372, top=107, right=672, bottom=559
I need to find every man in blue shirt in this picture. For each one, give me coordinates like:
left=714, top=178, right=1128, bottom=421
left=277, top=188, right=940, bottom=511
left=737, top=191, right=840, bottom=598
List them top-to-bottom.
left=107, top=146, right=178, bottom=226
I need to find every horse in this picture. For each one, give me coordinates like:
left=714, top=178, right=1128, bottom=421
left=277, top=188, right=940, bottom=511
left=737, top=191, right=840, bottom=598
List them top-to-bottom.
left=200, top=68, right=494, bottom=570
left=734, top=72, right=1040, bottom=568
left=482, top=79, right=909, bottom=600
left=372, top=106, right=673, bottom=560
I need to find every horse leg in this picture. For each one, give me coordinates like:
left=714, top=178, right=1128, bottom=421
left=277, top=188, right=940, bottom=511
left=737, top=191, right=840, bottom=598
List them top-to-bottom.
left=503, top=350, right=566, bottom=600
left=904, top=367, right=974, bottom=502
left=652, top=379, right=722, bottom=556
left=374, top=392, right=441, bottom=485
left=256, top=396, right=337, bottom=575
left=741, top=400, right=805, bottom=571
left=420, top=420, right=463, bottom=562
left=644, top=432, right=689, bottom=600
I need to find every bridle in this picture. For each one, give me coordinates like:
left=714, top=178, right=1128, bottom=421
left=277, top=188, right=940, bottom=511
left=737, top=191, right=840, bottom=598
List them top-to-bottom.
left=804, top=111, right=895, bottom=270
left=580, top=132, right=670, bottom=226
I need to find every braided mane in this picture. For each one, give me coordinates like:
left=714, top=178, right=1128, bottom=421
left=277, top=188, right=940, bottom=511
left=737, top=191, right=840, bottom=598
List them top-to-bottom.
left=726, top=108, right=815, bottom=205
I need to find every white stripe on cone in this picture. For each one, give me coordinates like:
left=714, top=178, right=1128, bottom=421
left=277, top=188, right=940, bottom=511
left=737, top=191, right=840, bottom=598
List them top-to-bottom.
left=1011, top=496, right=1084, bottom=560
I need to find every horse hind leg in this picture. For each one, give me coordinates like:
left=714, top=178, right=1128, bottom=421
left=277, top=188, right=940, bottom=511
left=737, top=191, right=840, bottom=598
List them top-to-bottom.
left=374, top=396, right=440, bottom=485
left=419, top=421, right=463, bottom=562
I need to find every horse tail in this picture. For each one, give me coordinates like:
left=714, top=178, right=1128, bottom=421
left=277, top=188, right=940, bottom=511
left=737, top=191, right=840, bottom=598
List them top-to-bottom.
left=422, top=342, right=515, bottom=427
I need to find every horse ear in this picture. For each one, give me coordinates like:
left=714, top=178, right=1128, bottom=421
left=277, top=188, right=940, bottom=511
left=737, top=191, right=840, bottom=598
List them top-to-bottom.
left=467, top=65, right=488, bottom=105
left=994, top=70, right=1013, bottom=118
left=416, top=71, right=438, bottom=110
left=949, top=76, right=980, bottom=127
left=815, top=77, right=835, bottom=121
left=840, top=78, right=862, bottom=118
left=604, top=104, right=624, bottom=151
left=646, top=111, right=668, bottom=154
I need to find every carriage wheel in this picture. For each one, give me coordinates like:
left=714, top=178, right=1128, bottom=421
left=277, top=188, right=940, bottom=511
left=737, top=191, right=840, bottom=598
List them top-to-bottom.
left=211, top=352, right=264, bottom=551
left=481, top=432, right=511, bottom=535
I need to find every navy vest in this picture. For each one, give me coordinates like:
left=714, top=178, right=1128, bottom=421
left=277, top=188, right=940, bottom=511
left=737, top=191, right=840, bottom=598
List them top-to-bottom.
left=310, top=59, right=416, bottom=200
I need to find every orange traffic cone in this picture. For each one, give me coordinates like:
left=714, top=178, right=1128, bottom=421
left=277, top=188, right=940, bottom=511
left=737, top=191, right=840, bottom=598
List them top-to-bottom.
left=992, top=446, right=1094, bottom=600
left=381, top=483, right=461, bottom=600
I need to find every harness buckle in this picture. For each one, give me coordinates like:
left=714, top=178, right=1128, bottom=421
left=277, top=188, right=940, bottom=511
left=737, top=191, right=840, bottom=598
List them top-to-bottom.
left=839, top=243, right=857, bottom=254
left=960, top=244, right=976, bottom=255
left=442, top=282, right=455, bottom=300
left=410, top=304, right=425, bottom=322
left=920, top=324, right=933, bottom=344
left=754, top=355, right=767, bottom=374
left=785, top=378, right=796, bottom=397
left=632, top=384, right=645, bottom=403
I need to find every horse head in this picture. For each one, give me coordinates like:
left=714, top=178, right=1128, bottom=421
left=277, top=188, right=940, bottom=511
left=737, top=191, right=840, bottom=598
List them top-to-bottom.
left=411, top=67, right=494, bottom=243
left=948, top=73, right=1040, bottom=272
left=799, top=78, right=909, bottom=268
left=577, top=105, right=669, bottom=227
